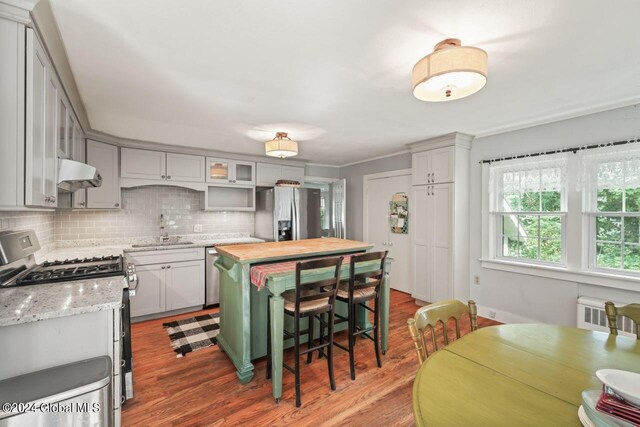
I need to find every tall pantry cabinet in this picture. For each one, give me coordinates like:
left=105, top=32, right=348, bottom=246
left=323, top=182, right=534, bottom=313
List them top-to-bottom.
left=410, top=133, right=472, bottom=304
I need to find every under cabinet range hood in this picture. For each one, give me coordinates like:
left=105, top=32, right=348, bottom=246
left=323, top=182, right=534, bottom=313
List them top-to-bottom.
left=57, top=158, right=103, bottom=192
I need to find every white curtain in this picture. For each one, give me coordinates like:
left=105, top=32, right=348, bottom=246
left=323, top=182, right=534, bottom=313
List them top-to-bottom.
left=581, top=144, right=640, bottom=210
left=488, top=152, right=568, bottom=212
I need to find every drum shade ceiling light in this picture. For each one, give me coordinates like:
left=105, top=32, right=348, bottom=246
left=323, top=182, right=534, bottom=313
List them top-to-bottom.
left=412, top=38, right=488, bottom=102
left=265, top=132, right=298, bottom=158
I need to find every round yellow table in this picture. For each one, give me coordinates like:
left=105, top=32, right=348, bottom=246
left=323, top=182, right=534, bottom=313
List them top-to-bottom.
left=412, top=324, right=640, bottom=427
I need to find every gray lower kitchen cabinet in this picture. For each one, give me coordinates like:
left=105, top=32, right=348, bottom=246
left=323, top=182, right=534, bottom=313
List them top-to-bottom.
left=86, top=140, right=121, bottom=209
left=128, top=248, right=205, bottom=319
left=165, top=260, right=205, bottom=311
left=130, top=264, right=165, bottom=317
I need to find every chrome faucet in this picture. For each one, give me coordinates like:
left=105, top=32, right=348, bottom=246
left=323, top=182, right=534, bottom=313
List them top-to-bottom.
left=160, top=214, right=169, bottom=242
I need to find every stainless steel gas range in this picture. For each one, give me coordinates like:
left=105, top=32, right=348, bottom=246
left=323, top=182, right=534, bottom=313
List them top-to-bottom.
left=0, top=229, right=138, bottom=404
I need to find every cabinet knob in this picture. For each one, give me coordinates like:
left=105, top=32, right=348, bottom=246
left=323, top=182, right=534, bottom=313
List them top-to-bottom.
left=161, top=175, right=166, bottom=179
left=167, top=176, right=171, bottom=179
left=79, top=202, right=86, bottom=207
left=115, top=203, right=120, bottom=207
left=382, top=242, right=387, bottom=246
left=389, top=242, right=393, bottom=247
left=166, top=265, right=171, bottom=269
left=161, top=266, right=166, bottom=269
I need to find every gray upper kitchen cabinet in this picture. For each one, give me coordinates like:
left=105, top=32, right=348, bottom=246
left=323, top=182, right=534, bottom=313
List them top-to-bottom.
left=0, top=16, right=25, bottom=208
left=25, top=28, right=58, bottom=208
left=72, top=123, right=86, bottom=208
left=86, top=140, right=121, bottom=209
left=120, top=148, right=166, bottom=180
left=121, top=148, right=205, bottom=182
left=166, top=152, right=206, bottom=182
left=206, top=157, right=255, bottom=185
left=256, top=162, right=305, bottom=186
left=165, top=260, right=205, bottom=311
left=130, top=264, right=165, bottom=317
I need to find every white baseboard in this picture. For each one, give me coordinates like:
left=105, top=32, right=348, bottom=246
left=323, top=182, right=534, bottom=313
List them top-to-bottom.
left=476, top=304, right=539, bottom=324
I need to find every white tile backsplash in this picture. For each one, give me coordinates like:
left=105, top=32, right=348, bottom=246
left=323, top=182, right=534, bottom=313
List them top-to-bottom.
left=0, top=186, right=254, bottom=245
left=55, top=186, right=254, bottom=241
left=0, top=211, right=55, bottom=247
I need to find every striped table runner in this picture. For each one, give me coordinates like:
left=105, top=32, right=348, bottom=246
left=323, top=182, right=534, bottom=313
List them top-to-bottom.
left=250, top=255, right=352, bottom=290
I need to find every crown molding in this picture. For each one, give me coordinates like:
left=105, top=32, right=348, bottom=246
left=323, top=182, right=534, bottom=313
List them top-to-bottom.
left=0, top=0, right=37, bottom=23
left=475, top=97, right=640, bottom=139
left=85, top=130, right=308, bottom=167
left=408, top=132, right=475, bottom=153
left=338, top=149, right=411, bottom=168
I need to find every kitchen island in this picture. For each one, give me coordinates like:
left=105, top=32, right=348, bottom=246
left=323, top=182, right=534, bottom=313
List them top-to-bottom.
left=215, top=238, right=392, bottom=401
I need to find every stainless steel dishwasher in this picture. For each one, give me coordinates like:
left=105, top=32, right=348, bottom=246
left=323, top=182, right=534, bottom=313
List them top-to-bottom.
left=205, top=247, right=220, bottom=306
left=0, top=356, right=112, bottom=426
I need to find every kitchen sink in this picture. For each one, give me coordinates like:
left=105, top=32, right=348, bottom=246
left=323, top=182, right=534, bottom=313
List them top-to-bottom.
left=131, top=241, right=194, bottom=248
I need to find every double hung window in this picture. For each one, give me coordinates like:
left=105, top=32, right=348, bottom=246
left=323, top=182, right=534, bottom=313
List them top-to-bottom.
left=584, top=147, right=640, bottom=273
left=489, top=154, right=568, bottom=264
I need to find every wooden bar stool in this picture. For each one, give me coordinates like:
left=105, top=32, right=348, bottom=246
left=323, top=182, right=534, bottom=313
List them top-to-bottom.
left=323, top=251, right=388, bottom=380
left=266, top=256, right=343, bottom=407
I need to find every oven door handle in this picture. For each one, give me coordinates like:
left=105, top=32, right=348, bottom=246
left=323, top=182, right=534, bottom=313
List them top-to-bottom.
left=126, top=263, right=139, bottom=292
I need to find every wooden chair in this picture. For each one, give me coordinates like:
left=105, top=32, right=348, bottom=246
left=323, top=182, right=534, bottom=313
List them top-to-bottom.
left=329, top=251, right=388, bottom=380
left=266, top=256, right=343, bottom=407
left=407, top=299, right=478, bottom=365
left=604, top=301, right=640, bottom=339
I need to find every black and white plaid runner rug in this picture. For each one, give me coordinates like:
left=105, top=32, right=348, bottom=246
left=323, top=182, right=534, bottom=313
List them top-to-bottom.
left=162, top=313, right=220, bottom=357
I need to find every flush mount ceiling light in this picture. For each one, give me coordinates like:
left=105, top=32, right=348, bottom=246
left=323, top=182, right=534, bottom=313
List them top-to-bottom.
left=412, top=38, right=488, bottom=102
left=265, top=132, right=298, bottom=158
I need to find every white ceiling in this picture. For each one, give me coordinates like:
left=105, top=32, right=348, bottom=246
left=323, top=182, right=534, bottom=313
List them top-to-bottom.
left=49, top=0, right=640, bottom=165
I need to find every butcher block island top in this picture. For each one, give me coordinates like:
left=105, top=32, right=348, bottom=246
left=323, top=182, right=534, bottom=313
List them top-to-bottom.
left=215, top=237, right=373, bottom=263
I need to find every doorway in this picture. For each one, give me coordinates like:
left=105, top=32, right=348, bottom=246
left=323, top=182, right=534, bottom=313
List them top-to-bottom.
left=363, top=170, right=412, bottom=294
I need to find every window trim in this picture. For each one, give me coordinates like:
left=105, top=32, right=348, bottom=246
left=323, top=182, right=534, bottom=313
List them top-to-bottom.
left=481, top=149, right=640, bottom=292
left=488, top=157, right=568, bottom=268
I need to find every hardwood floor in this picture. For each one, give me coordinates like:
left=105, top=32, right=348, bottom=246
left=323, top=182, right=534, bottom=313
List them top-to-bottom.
left=122, top=290, right=500, bottom=426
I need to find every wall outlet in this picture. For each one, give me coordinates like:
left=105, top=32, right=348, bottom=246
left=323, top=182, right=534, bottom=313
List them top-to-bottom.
left=193, top=224, right=203, bottom=233
left=474, top=275, right=480, bottom=285
left=489, top=310, right=497, bottom=319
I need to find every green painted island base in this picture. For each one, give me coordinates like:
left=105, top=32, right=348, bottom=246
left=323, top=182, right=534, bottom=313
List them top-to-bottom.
left=215, top=251, right=392, bottom=399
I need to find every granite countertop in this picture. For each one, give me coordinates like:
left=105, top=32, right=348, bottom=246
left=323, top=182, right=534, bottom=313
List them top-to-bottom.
left=1, top=234, right=264, bottom=327
left=37, top=235, right=265, bottom=262
left=0, top=276, right=124, bottom=327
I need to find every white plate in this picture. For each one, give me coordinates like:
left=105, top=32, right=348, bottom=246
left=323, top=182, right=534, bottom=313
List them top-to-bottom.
left=596, top=369, right=640, bottom=407
left=578, top=405, right=596, bottom=427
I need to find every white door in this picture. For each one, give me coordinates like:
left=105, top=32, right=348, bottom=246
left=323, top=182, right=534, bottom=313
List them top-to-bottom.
left=430, top=146, right=455, bottom=184
left=365, top=172, right=412, bottom=294
left=430, top=183, right=454, bottom=301
left=411, top=186, right=430, bottom=302
left=165, top=260, right=205, bottom=311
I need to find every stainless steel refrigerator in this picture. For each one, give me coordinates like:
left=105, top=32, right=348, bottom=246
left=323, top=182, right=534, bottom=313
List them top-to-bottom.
left=255, top=180, right=346, bottom=242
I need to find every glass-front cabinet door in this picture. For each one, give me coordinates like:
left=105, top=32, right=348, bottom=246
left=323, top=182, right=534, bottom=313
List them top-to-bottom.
left=58, top=99, right=68, bottom=158
left=206, top=158, right=255, bottom=185
left=207, top=158, right=231, bottom=183
left=233, top=161, right=255, bottom=185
